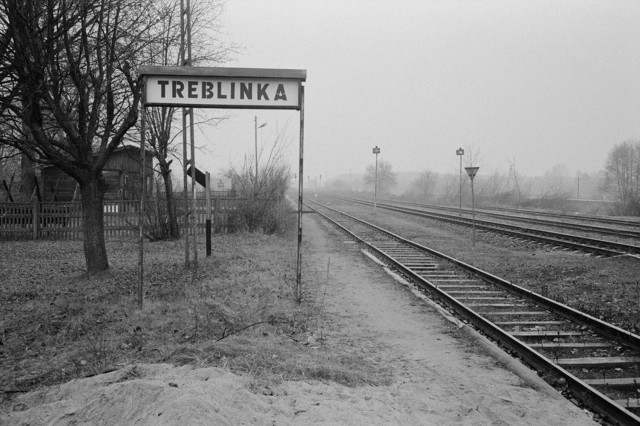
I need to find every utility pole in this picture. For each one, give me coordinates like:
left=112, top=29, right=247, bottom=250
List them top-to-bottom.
left=372, top=146, right=380, bottom=212
left=456, top=148, right=464, bottom=215
left=465, top=166, right=479, bottom=247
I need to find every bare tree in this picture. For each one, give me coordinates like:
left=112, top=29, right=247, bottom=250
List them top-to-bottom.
left=0, top=0, right=166, bottom=273
left=138, top=0, right=236, bottom=239
left=604, top=140, right=640, bottom=215
left=0, top=143, right=20, bottom=201
left=464, top=144, right=481, bottom=168
left=508, top=158, right=522, bottom=203
left=364, top=159, right=397, bottom=195
left=541, top=164, right=571, bottom=199
left=409, top=169, right=438, bottom=201
left=478, top=170, right=508, bottom=201
left=439, top=173, right=460, bottom=205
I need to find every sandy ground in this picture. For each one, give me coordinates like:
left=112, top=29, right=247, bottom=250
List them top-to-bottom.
left=1, top=214, right=597, bottom=425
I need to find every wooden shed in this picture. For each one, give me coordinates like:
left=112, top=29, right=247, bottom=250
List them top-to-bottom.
left=41, top=146, right=154, bottom=201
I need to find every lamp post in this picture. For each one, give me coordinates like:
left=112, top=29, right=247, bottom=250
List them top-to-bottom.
left=254, top=116, right=267, bottom=185
left=372, top=146, right=380, bottom=212
left=456, top=148, right=464, bottom=215
left=464, top=166, right=479, bottom=247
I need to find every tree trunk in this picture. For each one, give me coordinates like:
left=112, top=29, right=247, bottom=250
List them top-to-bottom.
left=20, top=152, right=36, bottom=198
left=161, top=169, right=180, bottom=239
left=80, top=174, right=109, bottom=273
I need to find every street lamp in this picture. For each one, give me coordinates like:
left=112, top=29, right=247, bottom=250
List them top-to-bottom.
left=254, top=116, right=267, bottom=184
left=372, top=146, right=380, bottom=212
left=456, top=148, right=464, bottom=215
left=464, top=166, right=479, bottom=247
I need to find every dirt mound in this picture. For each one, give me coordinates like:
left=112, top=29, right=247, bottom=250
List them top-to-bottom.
left=2, top=364, right=267, bottom=425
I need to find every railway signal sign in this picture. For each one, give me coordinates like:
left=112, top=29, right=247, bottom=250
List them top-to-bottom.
left=464, top=166, right=479, bottom=247
left=465, top=166, right=479, bottom=180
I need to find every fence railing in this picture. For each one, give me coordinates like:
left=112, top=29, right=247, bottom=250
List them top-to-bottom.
left=0, top=197, right=250, bottom=241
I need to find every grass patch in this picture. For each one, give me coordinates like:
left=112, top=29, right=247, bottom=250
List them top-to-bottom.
left=0, top=229, right=389, bottom=409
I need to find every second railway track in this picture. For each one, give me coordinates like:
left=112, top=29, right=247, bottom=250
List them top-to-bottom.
left=325, top=195, right=640, bottom=258
left=306, top=198, right=640, bottom=425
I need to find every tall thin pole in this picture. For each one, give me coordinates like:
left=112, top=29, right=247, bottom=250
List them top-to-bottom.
left=180, top=0, right=189, bottom=267
left=180, top=0, right=196, bottom=267
left=186, top=0, right=197, bottom=266
left=138, top=86, right=146, bottom=309
left=295, top=86, right=305, bottom=303
left=190, top=106, right=197, bottom=265
left=254, top=116, right=258, bottom=184
left=372, top=146, right=380, bottom=212
left=457, top=147, right=464, bottom=216
left=374, top=152, right=378, bottom=212
left=459, top=154, right=462, bottom=213
left=465, top=166, right=479, bottom=248
left=205, top=172, right=211, bottom=257
left=471, top=177, right=476, bottom=247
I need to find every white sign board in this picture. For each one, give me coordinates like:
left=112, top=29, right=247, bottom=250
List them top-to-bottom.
left=140, top=66, right=305, bottom=110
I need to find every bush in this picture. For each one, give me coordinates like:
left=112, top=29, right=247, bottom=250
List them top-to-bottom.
left=227, top=197, right=289, bottom=235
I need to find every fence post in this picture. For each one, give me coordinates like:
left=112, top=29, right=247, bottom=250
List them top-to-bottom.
left=32, top=198, right=39, bottom=239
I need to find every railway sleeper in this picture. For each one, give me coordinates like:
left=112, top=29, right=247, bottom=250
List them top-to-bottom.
left=403, top=265, right=438, bottom=270
left=417, top=274, right=460, bottom=279
left=430, top=279, right=479, bottom=284
left=433, top=284, right=488, bottom=290
left=447, top=290, right=503, bottom=295
left=457, top=296, right=512, bottom=302
left=467, top=303, right=530, bottom=309
left=482, top=311, right=552, bottom=317
left=495, top=320, right=567, bottom=327
left=510, top=330, right=588, bottom=338
left=528, top=342, right=613, bottom=350
left=556, top=356, right=640, bottom=369
left=583, top=377, right=640, bottom=390
left=615, top=399, right=640, bottom=409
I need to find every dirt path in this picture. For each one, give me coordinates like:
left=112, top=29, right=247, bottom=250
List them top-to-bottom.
left=1, top=214, right=597, bottom=425
left=279, top=214, right=596, bottom=425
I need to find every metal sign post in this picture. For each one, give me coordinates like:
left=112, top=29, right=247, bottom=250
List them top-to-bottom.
left=295, top=86, right=305, bottom=302
left=372, top=146, right=380, bottom=213
left=456, top=147, right=464, bottom=216
left=464, top=166, right=479, bottom=247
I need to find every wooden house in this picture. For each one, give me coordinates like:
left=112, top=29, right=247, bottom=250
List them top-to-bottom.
left=41, top=146, right=154, bottom=201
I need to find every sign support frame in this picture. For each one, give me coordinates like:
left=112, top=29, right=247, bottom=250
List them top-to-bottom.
left=138, top=65, right=306, bottom=308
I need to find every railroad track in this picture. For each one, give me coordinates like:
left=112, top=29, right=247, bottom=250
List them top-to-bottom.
left=325, top=195, right=640, bottom=258
left=382, top=198, right=640, bottom=240
left=307, top=199, right=640, bottom=425
left=477, top=203, right=640, bottom=229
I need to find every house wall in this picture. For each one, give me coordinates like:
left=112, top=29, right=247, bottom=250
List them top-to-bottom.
left=42, top=147, right=154, bottom=201
left=42, top=167, right=77, bottom=201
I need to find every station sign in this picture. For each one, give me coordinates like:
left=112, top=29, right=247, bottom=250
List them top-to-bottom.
left=140, top=66, right=306, bottom=110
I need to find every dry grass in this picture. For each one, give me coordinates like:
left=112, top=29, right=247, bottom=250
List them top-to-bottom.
left=0, top=229, right=389, bottom=409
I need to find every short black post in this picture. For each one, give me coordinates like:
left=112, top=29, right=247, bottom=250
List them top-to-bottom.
left=205, top=172, right=212, bottom=257
left=206, top=219, right=211, bottom=256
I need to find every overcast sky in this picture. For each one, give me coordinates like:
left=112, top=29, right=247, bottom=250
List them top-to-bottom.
left=195, top=0, right=640, bottom=182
